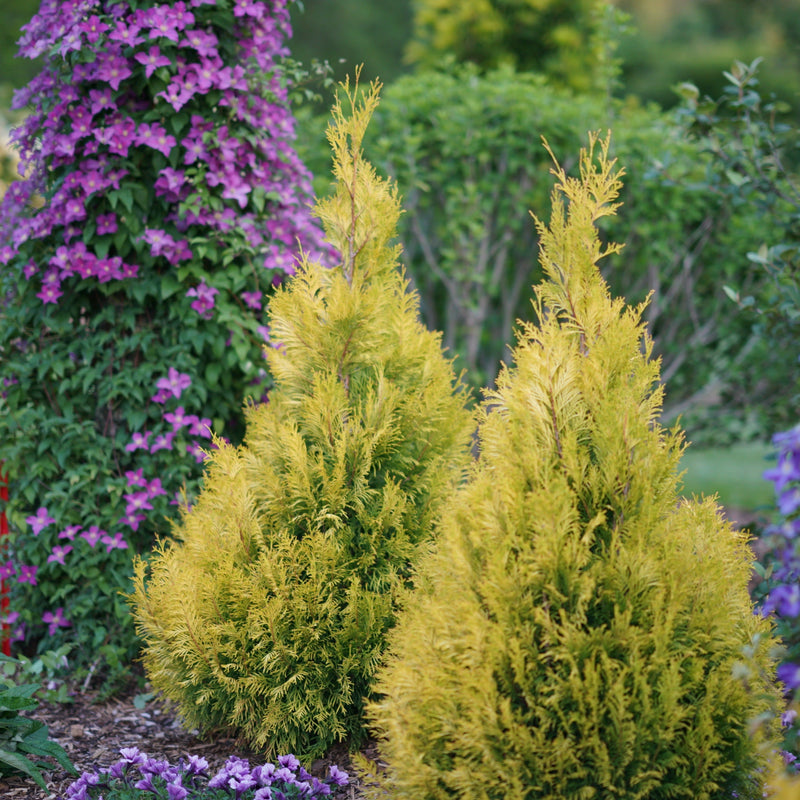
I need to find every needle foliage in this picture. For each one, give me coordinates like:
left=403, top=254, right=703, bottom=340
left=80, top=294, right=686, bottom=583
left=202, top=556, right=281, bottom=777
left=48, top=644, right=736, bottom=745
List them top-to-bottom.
left=129, top=78, right=474, bottom=760
left=366, top=134, right=782, bottom=800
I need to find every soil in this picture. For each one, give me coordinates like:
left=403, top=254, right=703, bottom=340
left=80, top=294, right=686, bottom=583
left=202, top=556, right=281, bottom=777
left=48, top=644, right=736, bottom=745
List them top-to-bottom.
left=2, top=683, right=375, bottom=800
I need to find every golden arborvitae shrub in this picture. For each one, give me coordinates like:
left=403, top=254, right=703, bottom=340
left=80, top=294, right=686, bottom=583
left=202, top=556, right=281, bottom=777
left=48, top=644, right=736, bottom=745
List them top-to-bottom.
left=129, top=79, right=474, bottom=760
left=366, top=135, right=783, bottom=799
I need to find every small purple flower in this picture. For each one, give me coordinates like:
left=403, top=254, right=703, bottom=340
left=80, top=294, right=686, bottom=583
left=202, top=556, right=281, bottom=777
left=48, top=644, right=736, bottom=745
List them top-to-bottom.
left=135, top=45, right=172, bottom=78
left=96, top=213, right=118, bottom=235
left=186, top=279, right=218, bottom=318
left=36, top=282, right=63, bottom=304
left=242, top=290, right=262, bottom=310
left=156, top=367, right=192, bottom=399
left=164, top=406, right=191, bottom=430
left=189, top=416, right=213, bottom=437
left=774, top=426, right=800, bottom=453
left=126, top=431, right=152, bottom=452
left=150, top=431, right=175, bottom=452
left=187, top=441, right=207, bottom=463
left=125, top=468, right=148, bottom=487
left=147, top=478, right=167, bottom=498
left=779, top=486, right=800, bottom=516
left=125, top=491, right=154, bottom=515
left=26, top=506, right=55, bottom=535
left=119, top=512, right=146, bottom=531
left=59, top=525, right=81, bottom=540
left=81, top=526, right=105, bottom=548
left=101, top=532, right=129, bottom=552
left=48, top=544, right=73, bottom=565
left=0, top=562, right=16, bottom=580
left=17, top=564, right=38, bottom=585
left=768, top=583, right=800, bottom=617
left=42, top=607, right=70, bottom=635
left=777, top=662, right=800, bottom=690
left=119, top=747, right=147, bottom=766
left=278, top=754, right=300, bottom=771
left=185, top=755, right=209, bottom=775
left=328, top=765, right=349, bottom=786
left=273, top=767, right=295, bottom=783
left=135, top=774, right=158, bottom=793
left=167, top=775, right=188, bottom=800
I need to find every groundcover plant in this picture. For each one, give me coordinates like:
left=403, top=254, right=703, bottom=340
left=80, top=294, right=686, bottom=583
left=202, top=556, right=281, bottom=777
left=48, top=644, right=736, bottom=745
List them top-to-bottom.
left=0, top=0, right=328, bottom=680
left=62, top=749, right=349, bottom=799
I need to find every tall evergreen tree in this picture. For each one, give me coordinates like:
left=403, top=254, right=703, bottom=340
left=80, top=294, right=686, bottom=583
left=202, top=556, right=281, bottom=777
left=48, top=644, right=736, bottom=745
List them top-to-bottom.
left=130, top=78, right=475, bottom=759
left=367, top=134, right=782, bottom=799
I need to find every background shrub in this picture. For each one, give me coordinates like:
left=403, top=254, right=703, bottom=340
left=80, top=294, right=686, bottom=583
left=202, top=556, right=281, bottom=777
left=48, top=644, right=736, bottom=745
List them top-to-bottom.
left=0, top=0, right=328, bottom=685
left=673, top=58, right=800, bottom=438
left=130, top=79, right=474, bottom=760
left=367, top=135, right=781, bottom=800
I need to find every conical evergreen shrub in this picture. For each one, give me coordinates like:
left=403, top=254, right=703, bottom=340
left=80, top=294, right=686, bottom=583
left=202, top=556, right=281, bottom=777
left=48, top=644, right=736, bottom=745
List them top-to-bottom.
left=129, top=79, right=474, bottom=760
left=366, top=135, right=782, bottom=800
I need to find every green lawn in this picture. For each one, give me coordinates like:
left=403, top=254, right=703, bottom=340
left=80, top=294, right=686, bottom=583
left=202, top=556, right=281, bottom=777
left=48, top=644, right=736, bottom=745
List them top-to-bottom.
left=679, top=441, right=776, bottom=512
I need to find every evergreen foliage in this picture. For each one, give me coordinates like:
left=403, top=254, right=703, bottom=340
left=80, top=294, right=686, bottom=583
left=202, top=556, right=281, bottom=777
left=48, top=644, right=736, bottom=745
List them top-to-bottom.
left=129, top=78, right=474, bottom=761
left=366, top=134, right=782, bottom=799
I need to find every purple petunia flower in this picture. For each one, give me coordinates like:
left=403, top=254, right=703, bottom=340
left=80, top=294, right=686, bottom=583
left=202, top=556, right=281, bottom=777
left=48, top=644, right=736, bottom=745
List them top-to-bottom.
left=774, top=425, right=800, bottom=453
left=328, top=765, right=349, bottom=786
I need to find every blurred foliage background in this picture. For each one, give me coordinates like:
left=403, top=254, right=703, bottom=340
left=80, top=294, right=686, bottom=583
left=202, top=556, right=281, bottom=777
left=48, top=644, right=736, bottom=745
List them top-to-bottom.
left=2, top=0, right=799, bottom=461
left=3, top=1, right=798, bottom=113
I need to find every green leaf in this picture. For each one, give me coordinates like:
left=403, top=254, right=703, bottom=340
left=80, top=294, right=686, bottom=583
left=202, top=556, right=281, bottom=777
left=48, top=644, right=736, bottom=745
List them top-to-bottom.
left=205, top=362, right=222, bottom=388
left=0, top=748, right=47, bottom=790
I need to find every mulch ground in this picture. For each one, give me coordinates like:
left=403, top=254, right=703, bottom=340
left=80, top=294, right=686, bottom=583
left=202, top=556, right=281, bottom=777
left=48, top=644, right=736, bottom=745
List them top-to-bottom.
left=2, top=684, right=376, bottom=799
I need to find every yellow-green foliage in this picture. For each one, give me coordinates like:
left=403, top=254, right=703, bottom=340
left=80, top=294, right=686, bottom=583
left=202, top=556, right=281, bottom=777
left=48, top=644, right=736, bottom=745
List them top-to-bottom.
left=406, top=0, right=600, bottom=91
left=129, top=79, right=474, bottom=760
left=366, top=135, right=782, bottom=799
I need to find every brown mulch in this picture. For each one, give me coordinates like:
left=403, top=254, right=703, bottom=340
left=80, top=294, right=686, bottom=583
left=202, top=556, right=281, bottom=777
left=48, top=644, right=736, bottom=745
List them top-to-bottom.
left=2, top=683, right=375, bottom=799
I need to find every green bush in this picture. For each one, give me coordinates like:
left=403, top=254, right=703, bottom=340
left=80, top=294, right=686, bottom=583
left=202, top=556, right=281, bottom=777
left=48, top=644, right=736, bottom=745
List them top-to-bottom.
left=673, top=59, right=800, bottom=437
left=129, top=79, right=474, bottom=761
left=367, top=135, right=782, bottom=800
